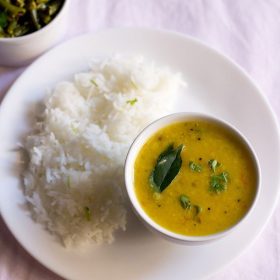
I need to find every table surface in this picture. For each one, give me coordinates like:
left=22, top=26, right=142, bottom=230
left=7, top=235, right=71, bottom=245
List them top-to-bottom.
left=0, top=0, right=280, bottom=279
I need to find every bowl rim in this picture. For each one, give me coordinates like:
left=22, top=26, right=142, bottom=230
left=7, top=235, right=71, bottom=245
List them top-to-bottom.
left=0, top=0, right=69, bottom=42
left=124, top=112, right=261, bottom=243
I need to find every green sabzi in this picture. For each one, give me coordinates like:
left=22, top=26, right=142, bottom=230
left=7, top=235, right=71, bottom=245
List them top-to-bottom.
left=0, top=0, right=64, bottom=38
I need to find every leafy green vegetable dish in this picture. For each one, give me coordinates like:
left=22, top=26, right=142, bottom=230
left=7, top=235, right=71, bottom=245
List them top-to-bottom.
left=0, top=0, right=64, bottom=37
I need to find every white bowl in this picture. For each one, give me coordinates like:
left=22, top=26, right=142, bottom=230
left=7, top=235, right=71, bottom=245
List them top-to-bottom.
left=0, top=0, right=69, bottom=67
left=125, top=112, right=261, bottom=245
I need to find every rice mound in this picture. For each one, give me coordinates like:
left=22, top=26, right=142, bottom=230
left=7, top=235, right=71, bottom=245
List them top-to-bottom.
left=23, top=54, right=185, bottom=247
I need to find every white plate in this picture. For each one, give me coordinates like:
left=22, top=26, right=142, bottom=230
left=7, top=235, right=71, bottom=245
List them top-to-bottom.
left=0, top=28, right=280, bottom=280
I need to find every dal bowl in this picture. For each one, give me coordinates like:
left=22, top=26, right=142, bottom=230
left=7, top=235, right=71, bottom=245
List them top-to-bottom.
left=125, top=112, right=261, bottom=245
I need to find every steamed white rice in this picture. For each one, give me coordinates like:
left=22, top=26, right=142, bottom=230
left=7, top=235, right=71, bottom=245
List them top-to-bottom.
left=23, top=54, right=185, bottom=247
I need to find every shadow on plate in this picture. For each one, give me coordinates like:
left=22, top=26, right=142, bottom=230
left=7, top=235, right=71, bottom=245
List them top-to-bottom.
left=0, top=215, right=64, bottom=280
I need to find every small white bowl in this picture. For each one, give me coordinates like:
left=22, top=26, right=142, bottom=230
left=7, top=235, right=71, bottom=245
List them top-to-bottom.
left=0, top=0, right=69, bottom=67
left=125, top=112, right=261, bottom=245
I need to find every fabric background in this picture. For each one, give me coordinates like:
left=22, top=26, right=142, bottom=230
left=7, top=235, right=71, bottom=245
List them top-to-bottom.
left=0, top=0, right=279, bottom=279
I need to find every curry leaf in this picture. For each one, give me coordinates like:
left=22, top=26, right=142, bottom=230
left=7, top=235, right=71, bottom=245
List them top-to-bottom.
left=149, top=144, right=184, bottom=192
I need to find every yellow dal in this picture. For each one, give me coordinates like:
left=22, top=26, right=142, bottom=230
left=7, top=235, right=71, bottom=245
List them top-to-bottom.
left=134, top=120, right=257, bottom=236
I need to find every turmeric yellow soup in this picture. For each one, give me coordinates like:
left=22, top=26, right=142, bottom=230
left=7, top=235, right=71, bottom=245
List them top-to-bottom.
left=134, top=120, right=257, bottom=236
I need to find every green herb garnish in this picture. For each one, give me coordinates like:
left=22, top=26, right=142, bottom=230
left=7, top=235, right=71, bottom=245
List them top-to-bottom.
left=90, top=79, right=98, bottom=87
left=130, top=79, right=138, bottom=89
left=126, top=98, right=138, bottom=106
left=70, top=124, right=79, bottom=134
left=149, top=144, right=184, bottom=192
left=208, top=159, right=221, bottom=172
left=189, top=161, right=202, bottom=172
left=210, top=171, right=229, bottom=193
left=179, top=195, right=191, bottom=209
left=179, top=196, right=202, bottom=220
left=84, top=206, right=91, bottom=221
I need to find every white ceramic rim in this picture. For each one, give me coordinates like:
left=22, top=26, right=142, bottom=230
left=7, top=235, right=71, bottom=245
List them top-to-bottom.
left=0, top=0, right=69, bottom=42
left=125, top=112, right=261, bottom=243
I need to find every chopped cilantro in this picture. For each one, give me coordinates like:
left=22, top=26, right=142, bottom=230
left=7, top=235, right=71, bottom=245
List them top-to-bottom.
left=90, top=79, right=98, bottom=87
left=126, top=98, right=138, bottom=106
left=208, top=159, right=221, bottom=172
left=189, top=161, right=202, bottom=172
left=209, top=172, right=229, bottom=193
left=179, top=195, right=191, bottom=209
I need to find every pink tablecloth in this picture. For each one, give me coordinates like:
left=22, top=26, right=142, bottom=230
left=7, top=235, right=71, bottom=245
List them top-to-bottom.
left=0, top=0, right=280, bottom=279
